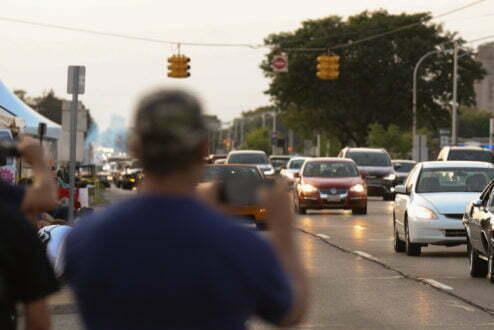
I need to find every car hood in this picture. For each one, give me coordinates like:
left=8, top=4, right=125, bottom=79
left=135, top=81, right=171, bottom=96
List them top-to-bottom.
left=357, top=166, right=394, bottom=176
left=303, top=176, right=362, bottom=188
left=416, top=192, right=480, bottom=214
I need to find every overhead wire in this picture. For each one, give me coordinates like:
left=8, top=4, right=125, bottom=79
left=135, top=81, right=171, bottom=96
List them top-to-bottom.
left=0, top=0, right=488, bottom=52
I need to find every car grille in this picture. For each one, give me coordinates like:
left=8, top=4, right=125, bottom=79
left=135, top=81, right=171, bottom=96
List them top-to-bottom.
left=319, top=188, right=348, bottom=195
left=443, top=214, right=464, bottom=220
left=445, top=229, right=466, bottom=237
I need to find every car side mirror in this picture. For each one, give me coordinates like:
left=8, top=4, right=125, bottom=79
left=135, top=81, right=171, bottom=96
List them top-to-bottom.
left=360, top=170, right=368, bottom=179
left=395, top=185, right=408, bottom=195
left=472, top=199, right=483, bottom=208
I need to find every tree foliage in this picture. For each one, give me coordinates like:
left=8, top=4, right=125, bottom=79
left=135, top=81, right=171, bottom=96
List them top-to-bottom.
left=261, top=10, right=485, bottom=146
left=459, top=107, right=491, bottom=138
left=367, top=123, right=412, bottom=158
left=243, top=127, right=270, bottom=154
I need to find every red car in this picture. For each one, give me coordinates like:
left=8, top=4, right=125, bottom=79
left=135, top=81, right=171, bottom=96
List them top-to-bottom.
left=293, top=158, right=368, bottom=215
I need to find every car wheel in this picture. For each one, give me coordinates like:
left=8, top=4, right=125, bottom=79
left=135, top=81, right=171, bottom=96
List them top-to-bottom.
left=383, top=193, right=394, bottom=201
left=352, top=206, right=367, bottom=215
left=393, top=219, right=406, bottom=253
left=405, top=220, right=421, bottom=256
left=256, top=223, right=268, bottom=231
left=467, top=238, right=487, bottom=278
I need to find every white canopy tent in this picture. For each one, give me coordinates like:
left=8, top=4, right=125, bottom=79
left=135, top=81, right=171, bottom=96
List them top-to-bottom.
left=0, top=80, right=61, bottom=139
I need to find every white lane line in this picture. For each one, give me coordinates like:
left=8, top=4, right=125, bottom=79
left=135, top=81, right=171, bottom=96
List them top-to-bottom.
left=315, top=233, right=330, bottom=240
left=354, top=251, right=382, bottom=263
left=347, top=275, right=403, bottom=280
left=420, top=278, right=454, bottom=291
left=445, top=300, right=475, bottom=312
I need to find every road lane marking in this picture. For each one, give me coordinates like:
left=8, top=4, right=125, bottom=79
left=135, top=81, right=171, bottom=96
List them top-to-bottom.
left=315, top=233, right=330, bottom=240
left=354, top=251, right=382, bottom=263
left=347, top=275, right=403, bottom=280
left=419, top=278, right=453, bottom=291
left=445, top=300, right=475, bottom=312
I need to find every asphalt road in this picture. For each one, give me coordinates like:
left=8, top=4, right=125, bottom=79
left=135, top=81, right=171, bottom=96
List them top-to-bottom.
left=32, top=189, right=494, bottom=329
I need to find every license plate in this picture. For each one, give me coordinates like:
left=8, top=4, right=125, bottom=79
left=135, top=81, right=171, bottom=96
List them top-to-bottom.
left=320, top=193, right=341, bottom=202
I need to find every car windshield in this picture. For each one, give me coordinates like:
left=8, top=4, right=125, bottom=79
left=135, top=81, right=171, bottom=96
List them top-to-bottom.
left=448, top=149, right=493, bottom=162
left=347, top=151, right=391, bottom=167
left=228, top=153, right=268, bottom=164
left=271, top=158, right=290, bottom=168
left=289, top=159, right=306, bottom=169
left=303, top=162, right=359, bottom=178
left=393, top=162, right=415, bottom=173
left=202, top=166, right=262, bottom=182
left=416, top=167, right=494, bottom=193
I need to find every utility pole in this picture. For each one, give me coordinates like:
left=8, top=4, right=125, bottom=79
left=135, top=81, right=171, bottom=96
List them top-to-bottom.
left=452, top=42, right=459, bottom=146
left=67, top=66, right=85, bottom=223
left=272, top=111, right=277, bottom=155
left=240, top=119, right=245, bottom=147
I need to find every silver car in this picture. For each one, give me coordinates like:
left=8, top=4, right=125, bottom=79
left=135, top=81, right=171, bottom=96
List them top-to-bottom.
left=393, top=161, right=494, bottom=256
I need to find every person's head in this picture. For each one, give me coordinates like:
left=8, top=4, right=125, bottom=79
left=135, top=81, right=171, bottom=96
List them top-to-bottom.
left=129, top=88, right=208, bottom=178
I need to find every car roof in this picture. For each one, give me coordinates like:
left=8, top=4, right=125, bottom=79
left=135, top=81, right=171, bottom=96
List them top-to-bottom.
left=443, top=146, right=488, bottom=150
left=345, top=147, right=387, bottom=153
left=228, top=150, right=266, bottom=155
left=269, top=155, right=291, bottom=159
left=289, top=156, right=311, bottom=161
left=306, top=157, right=355, bottom=163
left=392, top=160, right=417, bottom=163
left=420, top=161, right=494, bottom=169
left=206, top=164, right=259, bottom=168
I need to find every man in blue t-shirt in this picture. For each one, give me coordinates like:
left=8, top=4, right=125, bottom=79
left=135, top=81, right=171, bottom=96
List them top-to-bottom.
left=64, top=89, right=308, bottom=330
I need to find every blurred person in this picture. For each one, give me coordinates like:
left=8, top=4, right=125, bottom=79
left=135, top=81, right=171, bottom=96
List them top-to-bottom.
left=65, top=89, right=308, bottom=330
left=0, top=136, right=60, bottom=330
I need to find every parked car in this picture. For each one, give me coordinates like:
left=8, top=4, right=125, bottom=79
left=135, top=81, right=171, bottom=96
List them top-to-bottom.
left=437, top=146, right=493, bottom=163
left=339, top=147, right=396, bottom=200
left=226, top=150, right=275, bottom=176
left=205, top=154, right=227, bottom=164
left=269, top=155, right=291, bottom=174
left=280, top=157, right=311, bottom=184
left=293, top=158, right=367, bottom=215
left=392, top=160, right=417, bottom=185
left=393, top=161, right=494, bottom=256
left=201, top=164, right=268, bottom=230
left=463, top=179, right=494, bottom=281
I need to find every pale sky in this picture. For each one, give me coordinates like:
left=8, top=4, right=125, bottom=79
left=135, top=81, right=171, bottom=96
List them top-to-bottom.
left=0, top=0, right=493, bottom=129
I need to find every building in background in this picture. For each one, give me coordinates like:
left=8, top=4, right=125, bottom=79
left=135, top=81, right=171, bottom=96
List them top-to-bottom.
left=475, top=42, right=494, bottom=112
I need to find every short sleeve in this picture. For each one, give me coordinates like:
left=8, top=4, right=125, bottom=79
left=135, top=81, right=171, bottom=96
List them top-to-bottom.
left=0, top=181, right=25, bottom=208
left=7, top=208, right=60, bottom=303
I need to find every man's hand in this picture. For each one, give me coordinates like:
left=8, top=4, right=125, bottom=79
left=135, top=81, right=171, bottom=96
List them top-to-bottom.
left=16, top=136, right=45, bottom=167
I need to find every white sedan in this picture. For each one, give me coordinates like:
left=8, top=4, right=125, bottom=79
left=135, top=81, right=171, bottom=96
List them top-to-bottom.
left=393, top=161, right=494, bottom=256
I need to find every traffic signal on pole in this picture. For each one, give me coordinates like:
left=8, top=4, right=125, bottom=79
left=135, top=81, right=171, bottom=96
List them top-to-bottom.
left=167, top=55, right=190, bottom=78
left=316, top=55, right=340, bottom=80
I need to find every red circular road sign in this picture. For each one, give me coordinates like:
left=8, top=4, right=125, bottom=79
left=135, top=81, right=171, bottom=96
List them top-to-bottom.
left=272, top=56, right=288, bottom=71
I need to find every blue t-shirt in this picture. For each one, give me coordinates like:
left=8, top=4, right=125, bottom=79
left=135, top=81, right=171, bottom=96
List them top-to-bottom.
left=65, top=195, right=292, bottom=330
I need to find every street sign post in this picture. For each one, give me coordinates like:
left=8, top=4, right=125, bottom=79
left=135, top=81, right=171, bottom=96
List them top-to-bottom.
left=271, top=55, right=288, bottom=72
left=67, top=65, right=85, bottom=223
left=490, top=118, right=494, bottom=148
left=412, top=135, right=428, bottom=162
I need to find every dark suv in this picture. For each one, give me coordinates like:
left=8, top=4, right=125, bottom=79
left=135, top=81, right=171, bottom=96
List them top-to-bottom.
left=338, top=147, right=396, bottom=200
left=464, top=179, right=494, bottom=282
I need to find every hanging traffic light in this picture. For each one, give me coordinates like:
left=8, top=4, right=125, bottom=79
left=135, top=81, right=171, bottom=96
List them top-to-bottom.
left=167, top=55, right=190, bottom=78
left=316, top=55, right=340, bottom=80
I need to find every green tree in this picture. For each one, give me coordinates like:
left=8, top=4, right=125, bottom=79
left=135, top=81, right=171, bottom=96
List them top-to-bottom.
left=261, top=10, right=485, bottom=146
left=459, top=107, right=491, bottom=138
left=367, top=123, right=412, bottom=158
left=243, top=127, right=271, bottom=154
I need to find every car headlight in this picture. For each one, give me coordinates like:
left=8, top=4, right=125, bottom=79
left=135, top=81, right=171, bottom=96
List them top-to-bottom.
left=384, top=174, right=396, bottom=181
left=129, top=178, right=136, bottom=183
left=301, top=183, right=318, bottom=194
left=350, top=184, right=365, bottom=193
left=410, top=206, right=438, bottom=220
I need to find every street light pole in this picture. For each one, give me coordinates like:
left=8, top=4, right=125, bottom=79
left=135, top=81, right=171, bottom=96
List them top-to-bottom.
left=452, top=42, right=459, bottom=146
left=413, top=49, right=443, bottom=160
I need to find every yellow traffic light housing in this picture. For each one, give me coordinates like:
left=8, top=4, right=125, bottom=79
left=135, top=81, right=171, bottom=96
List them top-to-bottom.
left=167, top=54, right=190, bottom=78
left=316, top=55, right=339, bottom=80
